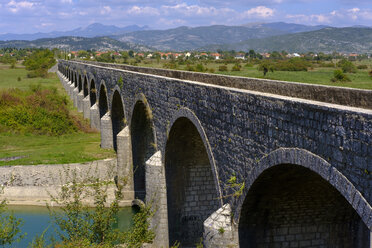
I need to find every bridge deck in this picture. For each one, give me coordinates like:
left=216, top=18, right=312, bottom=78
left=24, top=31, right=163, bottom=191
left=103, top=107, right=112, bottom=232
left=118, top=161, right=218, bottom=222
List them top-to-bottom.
left=74, top=60, right=372, bottom=110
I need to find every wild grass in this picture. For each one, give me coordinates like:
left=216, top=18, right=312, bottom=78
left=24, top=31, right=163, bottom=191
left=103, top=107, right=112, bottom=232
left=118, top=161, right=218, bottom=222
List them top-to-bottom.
left=134, top=59, right=372, bottom=90
left=0, top=64, right=115, bottom=166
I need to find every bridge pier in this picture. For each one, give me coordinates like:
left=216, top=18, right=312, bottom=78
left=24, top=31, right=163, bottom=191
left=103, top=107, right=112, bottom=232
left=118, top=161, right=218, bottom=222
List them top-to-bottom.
left=69, top=83, right=75, bottom=99
left=72, top=87, right=78, bottom=108
left=77, top=91, right=84, bottom=112
left=82, top=96, right=90, bottom=119
left=90, top=103, right=100, bottom=130
left=100, top=112, right=113, bottom=149
left=116, top=127, right=134, bottom=201
left=145, top=151, right=169, bottom=248
left=203, top=204, right=238, bottom=248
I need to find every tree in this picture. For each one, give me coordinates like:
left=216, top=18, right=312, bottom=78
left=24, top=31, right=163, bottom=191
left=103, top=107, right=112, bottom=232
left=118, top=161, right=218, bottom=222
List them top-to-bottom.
left=23, top=49, right=56, bottom=78
left=337, top=59, right=357, bottom=73
left=258, top=61, right=275, bottom=76
left=331, top=69, right=351, bottom=82
left=46, top=167, right=155, bottom=247
left=0, top=187, right=25, bottom=246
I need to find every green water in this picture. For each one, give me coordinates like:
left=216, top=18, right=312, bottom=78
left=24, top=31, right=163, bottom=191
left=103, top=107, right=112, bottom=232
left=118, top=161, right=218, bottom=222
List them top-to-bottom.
left=4, top=205, right=136, bottom=248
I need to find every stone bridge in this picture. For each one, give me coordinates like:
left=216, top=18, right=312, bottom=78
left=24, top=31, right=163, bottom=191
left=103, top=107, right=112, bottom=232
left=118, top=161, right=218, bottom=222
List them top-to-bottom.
left=58, top=60, right=372, bottom=248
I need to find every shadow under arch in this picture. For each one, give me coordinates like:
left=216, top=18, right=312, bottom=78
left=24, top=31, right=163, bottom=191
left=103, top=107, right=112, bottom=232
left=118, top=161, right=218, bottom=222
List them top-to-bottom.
left=73, top=71, right=77, bottom=88
left=78, top=74, right=82, bottom=92
left=83, top=76, right=89, bottom=97
left=89, top=79, right=97, bottom=106
left=98, top=80, right=108, bottom=119
left=110, top=87, right=126, bottom=152
left=129, top=94, right=156, bottom=202
left=164, top=108, right=222, bottom=247
left=237, top=148, right=371, bottom=248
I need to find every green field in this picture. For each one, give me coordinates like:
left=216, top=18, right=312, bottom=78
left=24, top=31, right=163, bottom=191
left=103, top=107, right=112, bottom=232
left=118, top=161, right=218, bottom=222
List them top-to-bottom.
left=136, top=59, right=372, bottom=90
left=0, top=64, right=115, bottom=166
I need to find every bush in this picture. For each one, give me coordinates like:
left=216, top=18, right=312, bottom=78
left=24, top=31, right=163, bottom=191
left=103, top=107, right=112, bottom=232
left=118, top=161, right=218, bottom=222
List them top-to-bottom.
left=23, top=49, right=56, bottom=78
left=274, top=58, right=310, bottom=71
left=337, top=59, right=357, bottom=73
left=258, top=61, right=275, bottom=76
left=319, top=62, right=335, bottom=68
left=186, top=64, right=195, bottom=71
left=195, top=64, right=205, bottom=72
left=231, top=64, right=241, bottom=71
left=357, top=64, right=368, bottom=69
left=218, top=65, right=228, bottom=71
left=208, top=68, right=215, bottom=73
left=369, top=69, right=372, bottom=78
left=331, top=70, right=351, bottom=82
left=0, top=86, right=92, bottom=135
left=46, top=167, right=155, bottom=248
left=0, top=190, right=25, bottom=246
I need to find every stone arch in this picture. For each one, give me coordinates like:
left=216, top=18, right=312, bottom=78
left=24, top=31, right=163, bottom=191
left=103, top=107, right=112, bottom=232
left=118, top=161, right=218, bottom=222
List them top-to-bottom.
left=83, top=75, right=89, bottom=97
left=89, top=79, right=97, bottom=107
left=98, top=80, right=109, bottom=119
left=110, top=87, right=126, bottom=152
left=129, top=94, right=156, bottom=201
left=164, top=108, right=222, bottom=246
left=237, top=148, right=371, bottom=247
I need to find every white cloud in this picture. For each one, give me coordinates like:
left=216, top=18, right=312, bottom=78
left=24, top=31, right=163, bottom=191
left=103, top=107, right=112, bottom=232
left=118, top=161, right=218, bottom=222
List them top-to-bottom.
left=7, top=0, right=34, bottom=13
left=60, top=0, right=72, bottom=3
left=100, top=6, right=112, bottom=15
left=126, top=6, right=159, bottom=16
left=243, top=6, right=275, bottom=18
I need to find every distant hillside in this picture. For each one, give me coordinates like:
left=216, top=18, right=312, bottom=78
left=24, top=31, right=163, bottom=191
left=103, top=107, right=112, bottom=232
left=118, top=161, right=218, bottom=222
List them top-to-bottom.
left=243, top=22, right=329, bottom=33
left=0, top=23, right=150, bottom=41
left=114, top=25, right=287, bottom=51
left=203, top=27, right=372, bottom=53
left=0, top=36, right=150, bottom=51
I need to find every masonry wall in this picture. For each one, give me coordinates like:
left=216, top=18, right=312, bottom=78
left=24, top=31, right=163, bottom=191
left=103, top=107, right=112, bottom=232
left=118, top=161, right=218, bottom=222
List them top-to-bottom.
left=78, top=60, right=372, bottom=109
left=59, top=61, right=372, bottom=245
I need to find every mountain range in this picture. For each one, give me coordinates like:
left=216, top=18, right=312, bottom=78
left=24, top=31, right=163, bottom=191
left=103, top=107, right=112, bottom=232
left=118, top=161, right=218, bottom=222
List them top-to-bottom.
left=0, top=22, right=371, bottom=53
left=113, top=22, right=329, bottom=51
left=0, top=23, right=149, bottom=41
left=203, top=27, right=372, bottom=53
left=0, top=36, right=150, bottom=51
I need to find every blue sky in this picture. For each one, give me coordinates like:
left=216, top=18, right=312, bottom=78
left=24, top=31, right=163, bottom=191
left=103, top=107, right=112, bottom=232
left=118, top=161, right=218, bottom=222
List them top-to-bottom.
left=0, top=0, right=371, bottom=34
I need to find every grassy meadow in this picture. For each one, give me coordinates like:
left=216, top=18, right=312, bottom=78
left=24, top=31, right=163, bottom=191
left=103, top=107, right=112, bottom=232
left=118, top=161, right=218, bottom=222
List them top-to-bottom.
left=135, top=59, right=372, bottom=90
left=0, top=64, right=115, bottom=166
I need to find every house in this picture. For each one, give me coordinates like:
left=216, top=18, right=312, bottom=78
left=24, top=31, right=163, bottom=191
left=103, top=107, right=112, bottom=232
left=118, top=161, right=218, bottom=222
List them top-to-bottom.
left=210, top=53, right=221, bottom=60
left=234, top=53, right=245, bottom=60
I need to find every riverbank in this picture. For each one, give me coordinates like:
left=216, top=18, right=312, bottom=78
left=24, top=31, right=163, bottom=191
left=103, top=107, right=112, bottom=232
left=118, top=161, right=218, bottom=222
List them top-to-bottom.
left=0, top=158, right=133, bottom=206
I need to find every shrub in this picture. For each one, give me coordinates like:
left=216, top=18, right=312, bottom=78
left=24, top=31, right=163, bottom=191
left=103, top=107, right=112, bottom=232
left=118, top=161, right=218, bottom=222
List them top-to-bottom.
left=23, top=49, right=56, bottom=78
left=274, top=58, right=310, bottom=71
left=337, top=59, right=357, bottom=73
left=258, top=61, right=275, bottom=76
left=319, top=62, right=335, bottom=68
left=244, top=63, right=253, bottom=67
left=186, top=64, right=195, bottom=71
left=195, top=64, right=205, bottom=72
left=231, top=64, right=241, bottom=71
left=357, top=64, right=368, bottom=69
left=218, top=65, right=228, bottom=71
left=208, top=68, right=215, bottom=73
left=369, top=69, right=372, bottom=78
left=331, top=70, right=351, bottom=82
left=0, top=86, right=92, bottom=135
left=46, top=167, right=154, bottom=248
left=0, top=190, right=25, bottom=246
